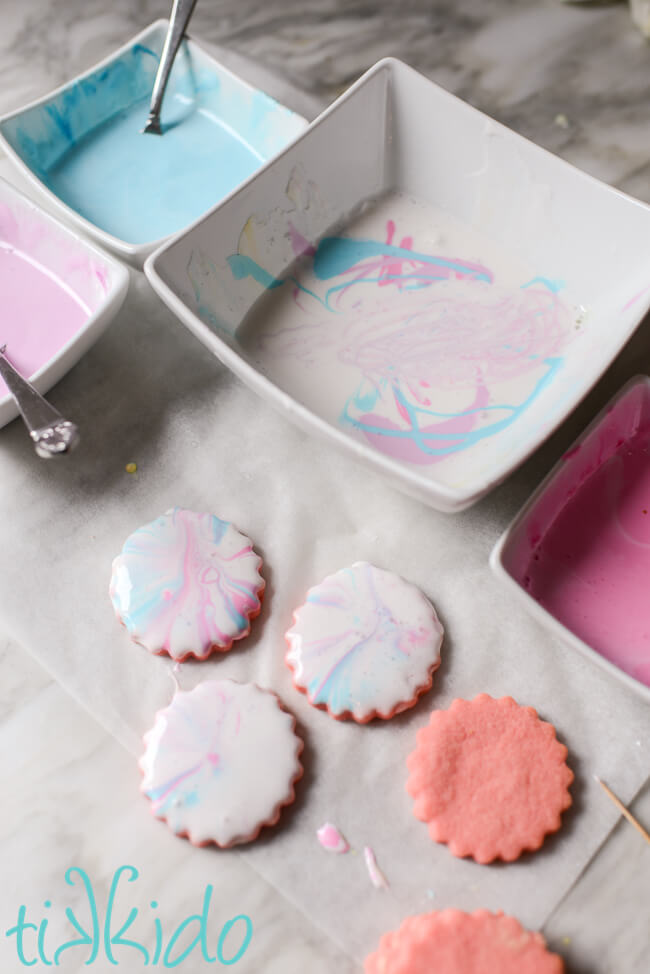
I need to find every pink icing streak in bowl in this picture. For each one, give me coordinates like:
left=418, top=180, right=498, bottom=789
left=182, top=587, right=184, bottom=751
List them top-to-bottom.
left=0, top=177, right=128, bottom=429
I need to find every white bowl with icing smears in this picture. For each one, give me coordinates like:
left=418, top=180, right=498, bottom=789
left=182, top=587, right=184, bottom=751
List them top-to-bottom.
left=145, top=57, right=650, bottom=512
left=0, top=177, right=129, bottom=429
left=491, top=375, right=650, bottom=703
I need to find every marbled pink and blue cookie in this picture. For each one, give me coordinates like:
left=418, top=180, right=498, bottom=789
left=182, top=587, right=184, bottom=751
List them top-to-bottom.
left=110, top=508, right=264, bottom=660
left=286, top=562, right=443, bottom=722
left=139, top=679, right=303, bottom=847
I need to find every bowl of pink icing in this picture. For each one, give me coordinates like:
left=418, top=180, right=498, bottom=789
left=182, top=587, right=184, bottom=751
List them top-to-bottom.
left=0, top=176, right=129, bottom=429
left=491, top=375, right=650, bottom=702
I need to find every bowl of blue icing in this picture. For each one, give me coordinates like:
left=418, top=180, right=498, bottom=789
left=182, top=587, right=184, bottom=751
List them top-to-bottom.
left=0, top=21, right=308, bottom=266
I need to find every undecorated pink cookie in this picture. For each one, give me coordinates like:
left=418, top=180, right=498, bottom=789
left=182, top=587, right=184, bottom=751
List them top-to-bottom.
left=286, top=562, right=443, bottom=722
left=139, top=679, right=303, bottom=847
left=406, top=694, right=573, bottom=863
left=364, top=909, right=564, bottom=974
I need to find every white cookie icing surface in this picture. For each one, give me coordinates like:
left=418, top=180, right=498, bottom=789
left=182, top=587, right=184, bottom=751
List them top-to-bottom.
left=110, top=508, right=264, bottom=660
left=286, top=562, right=443, bottom=721
left=139, top=679, right=303, bottom=847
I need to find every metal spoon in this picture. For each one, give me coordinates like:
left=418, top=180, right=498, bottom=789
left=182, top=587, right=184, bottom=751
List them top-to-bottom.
left=142, top=0, right=200, bottom=135
left=0, top=346, right=79, bottom=458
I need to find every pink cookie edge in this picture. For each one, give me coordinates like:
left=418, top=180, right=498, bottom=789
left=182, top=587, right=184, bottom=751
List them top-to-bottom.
left=364, top=909, right=565, bottom=974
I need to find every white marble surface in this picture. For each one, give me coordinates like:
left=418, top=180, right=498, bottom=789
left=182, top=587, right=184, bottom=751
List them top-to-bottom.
left=1, top=1, right=650, bottom=972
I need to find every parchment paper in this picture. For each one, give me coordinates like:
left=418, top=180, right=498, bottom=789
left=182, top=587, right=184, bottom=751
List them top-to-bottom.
left=0, top=53, right=649, bottom=963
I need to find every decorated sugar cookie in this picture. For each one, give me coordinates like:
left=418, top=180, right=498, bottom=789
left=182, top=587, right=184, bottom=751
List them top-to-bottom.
left=110, top=508, right=264, bottom=660
left=286, top=562, right=443, bottom=722
left=139, top=679, right=303, bottom=847
left=406, top=694, right=573, bottom=863
left=364, top=909, right=564, bottom=974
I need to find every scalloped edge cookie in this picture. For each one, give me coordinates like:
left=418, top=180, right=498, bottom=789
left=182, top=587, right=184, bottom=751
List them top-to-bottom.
left=110, top=508, right=265, bottom=661
left=285, top=562, right=443, bottom=722
left=139, top=679, right=303, bottom=847
left=406, top=694, right=573, bottom=863
left=364, top=909, right=564, bottom=973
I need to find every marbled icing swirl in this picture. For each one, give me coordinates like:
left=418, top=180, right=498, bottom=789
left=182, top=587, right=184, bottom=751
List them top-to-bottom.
left=233, top=191, right=577, bottom=476
left=110, top=508, right=264, bottom=660
left=286, top=562, right=443, bottom=721
left=139, top=679, right=303, bottom=847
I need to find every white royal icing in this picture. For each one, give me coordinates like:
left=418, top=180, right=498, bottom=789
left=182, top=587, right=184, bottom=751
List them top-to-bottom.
left=110, top=508, right=264, bottom=660
left=286, top=562, right=443, bottom=721
left=139, top=680, right=303, bottom=847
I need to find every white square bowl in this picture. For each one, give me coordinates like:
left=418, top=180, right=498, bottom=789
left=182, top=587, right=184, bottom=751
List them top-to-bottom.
left=0, top=21, right=308, bottom=268
left=145, top=57, right=650, bottom=511
left=0, top=176, right=129, bottom=429
left=491, top=375, right=650, bottom=704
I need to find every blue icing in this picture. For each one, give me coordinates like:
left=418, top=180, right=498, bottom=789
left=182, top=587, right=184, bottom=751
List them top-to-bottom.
left=1, top=40, right=304, bottom=244
left=228, top=237, right=492, bottom=312
left=312, top=237, right=492, bottom=284
left=227, top=255, right=284, bottom=289
left=522, top=276, right=565, bottom=293
left=339, top=356, right=564, bottom=457
left=210, top=515, right=229, bottom=545
left=292, top=563, right=432, bottom=717
left=308, top=631, right=375, bottom=711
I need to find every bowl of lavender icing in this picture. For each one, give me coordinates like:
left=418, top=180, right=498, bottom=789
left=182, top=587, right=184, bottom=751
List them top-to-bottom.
left=0, top=21, right=307, bottom=268
left=145, top=57, right=650, bottom=511
left=0, top=177, right=129, bottom=429
left=492, top=375, right=650, bottom=702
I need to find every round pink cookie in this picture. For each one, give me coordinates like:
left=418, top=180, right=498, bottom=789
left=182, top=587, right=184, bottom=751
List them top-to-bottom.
left=110, top=508, right=264, bottom=661
left=285, top=562, right=443, bottom=722
left=139, top=679, right=303, bottom=847
left=406, top=695, right=573, bottom=863
left=364, top=909, right=564, bottom=974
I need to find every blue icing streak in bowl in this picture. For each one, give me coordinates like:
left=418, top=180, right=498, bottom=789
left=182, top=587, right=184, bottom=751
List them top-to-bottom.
left=1, top=40, right=304, bottom=246
left=3, top=46, right=159, bottom=177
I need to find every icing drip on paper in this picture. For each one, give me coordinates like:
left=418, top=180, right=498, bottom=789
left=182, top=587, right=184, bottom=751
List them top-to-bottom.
left=168, top=663, right=181, bottom=696
left=316, top=823, right=350, bottom=854
left=364, top=846, right=389, bottom=889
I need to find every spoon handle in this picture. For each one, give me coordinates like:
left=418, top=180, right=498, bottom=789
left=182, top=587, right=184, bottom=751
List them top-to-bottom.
left=143, top=0, right=200, bottom=135
left=0, top=346, right=79, bottom=458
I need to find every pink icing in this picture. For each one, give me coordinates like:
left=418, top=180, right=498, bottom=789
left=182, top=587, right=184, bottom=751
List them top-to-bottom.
left=0, top=243, right=90, bottom=396
left=358, top=384, right=490, bottom=465
left=525, top=423, right=650, bottom=687
left=316, top=823, right=350, bottom=854
left=364, top=846, right=389, bottom=889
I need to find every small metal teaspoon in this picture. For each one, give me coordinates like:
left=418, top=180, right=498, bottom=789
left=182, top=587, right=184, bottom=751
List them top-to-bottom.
left=142, top=0, right=200, bottom=135
left=0, top=345, right=79, bottom=458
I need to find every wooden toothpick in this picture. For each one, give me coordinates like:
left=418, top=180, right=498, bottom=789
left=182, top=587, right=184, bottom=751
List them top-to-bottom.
left=594, top=776, right=650, bottom=846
